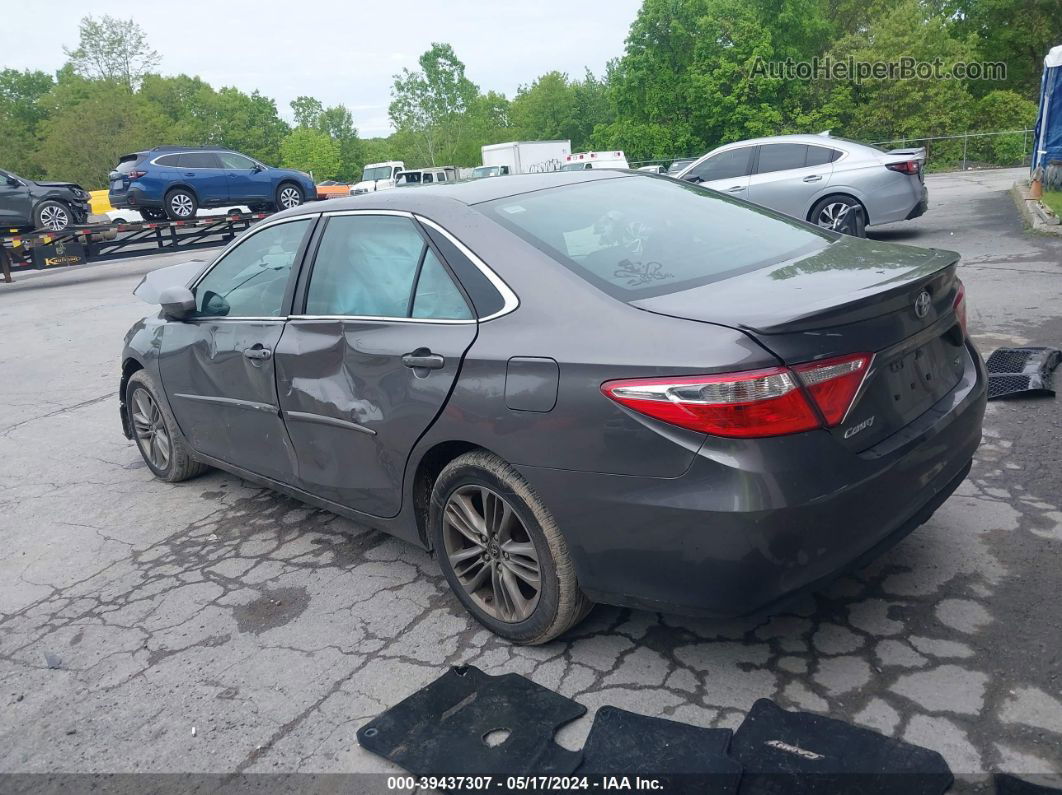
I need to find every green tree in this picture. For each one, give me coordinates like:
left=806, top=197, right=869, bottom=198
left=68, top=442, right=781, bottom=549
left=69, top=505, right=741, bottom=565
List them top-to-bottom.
left=949, top=0, right=1062, bottom=98
left=63, top=15, right=160, bottom=89
left=389, top=43, right=479, bottom=165
left=0, top=69, right=56, bottom=176
left=35, top=80, right=168, bottom=187
left=290, top=95, right=324, bottom=127
left=280, top=127, right=341, bottom=179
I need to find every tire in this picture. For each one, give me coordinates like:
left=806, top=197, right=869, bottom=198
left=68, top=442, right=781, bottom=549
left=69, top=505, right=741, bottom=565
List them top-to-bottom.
left=275, top=182, right=303, bottom=211
left=164, top=188, right=198, bottom=220
left=810, top=195, right=866, bottom=237
left=34, top=200, right=72, bottom=231
left=140, top=208, right=167, bottom=222
left=126, top=370, right=208, bottom=482
left=430, top=450, right=592, bottom=644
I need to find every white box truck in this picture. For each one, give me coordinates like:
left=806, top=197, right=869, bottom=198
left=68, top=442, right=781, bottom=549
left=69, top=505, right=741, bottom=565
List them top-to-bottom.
left=474, top=141, right=571, bottom=178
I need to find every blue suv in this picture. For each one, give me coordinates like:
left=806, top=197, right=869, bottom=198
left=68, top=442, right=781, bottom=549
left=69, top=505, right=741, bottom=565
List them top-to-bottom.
left=108, top=146, right=316, bottom=221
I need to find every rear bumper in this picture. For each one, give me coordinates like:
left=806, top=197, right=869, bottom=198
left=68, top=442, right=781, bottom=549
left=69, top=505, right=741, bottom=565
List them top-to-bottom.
left=906, top=185, right=929, bottom=220
left=109, top=187, right=163, bottom=210
left=516, top=341, right=986, bottom=617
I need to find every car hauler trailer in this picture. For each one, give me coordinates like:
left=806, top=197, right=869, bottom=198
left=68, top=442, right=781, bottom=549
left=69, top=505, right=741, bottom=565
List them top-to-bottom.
left=0, top=211, right=269, bottom=284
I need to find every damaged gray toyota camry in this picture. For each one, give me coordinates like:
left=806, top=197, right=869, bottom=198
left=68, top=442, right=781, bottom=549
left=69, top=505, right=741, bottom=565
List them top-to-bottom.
left=119, top=170, right=986, bottom=644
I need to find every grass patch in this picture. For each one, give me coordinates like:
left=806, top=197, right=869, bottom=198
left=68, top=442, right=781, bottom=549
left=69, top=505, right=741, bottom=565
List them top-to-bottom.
left=1042, top=190, right=1062, bottom=219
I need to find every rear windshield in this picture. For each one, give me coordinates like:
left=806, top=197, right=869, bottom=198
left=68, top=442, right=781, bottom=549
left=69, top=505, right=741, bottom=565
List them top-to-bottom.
left=115, top=154, right=145, bottom=174
left=478, top=176, right=831, bottom=300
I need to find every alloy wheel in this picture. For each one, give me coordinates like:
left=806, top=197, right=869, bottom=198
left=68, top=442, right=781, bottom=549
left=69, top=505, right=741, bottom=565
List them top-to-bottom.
left=279, top=186, right=302, bottom=209
left=170, top=194, right=194, bottom=217
left=817, top=201, right=851, bottom=230
left=39, top=205, right=69, bottom=231
left=131, top=388, right=171, bottom=471
left=442, top=485, right=541, bottom=623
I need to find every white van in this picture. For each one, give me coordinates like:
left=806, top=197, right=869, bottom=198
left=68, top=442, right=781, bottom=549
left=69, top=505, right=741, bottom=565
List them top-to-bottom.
left=560, top=151, right=630, bottom=171
left=394, top=167, right=457, bottom=186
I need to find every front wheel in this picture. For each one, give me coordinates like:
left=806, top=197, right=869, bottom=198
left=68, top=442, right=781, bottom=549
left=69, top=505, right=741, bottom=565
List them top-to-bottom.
left=276, top=183, right=303, bottom=210
left=164, top=188, right=198, bottom=220
left=34, top=201, right=72, bottom=231
left=126, top=370, right=208, bottom=482
left=430, top=450, right=592, bottom=644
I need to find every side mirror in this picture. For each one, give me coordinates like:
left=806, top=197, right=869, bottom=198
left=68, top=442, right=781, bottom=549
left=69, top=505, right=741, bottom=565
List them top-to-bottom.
left=251, top=163, right=263, bottom=173
left=682, top=174, right=702, bottom=183
left=6, top=177, right=20, bottom=187
left=158, top=286, right=196, bottom=320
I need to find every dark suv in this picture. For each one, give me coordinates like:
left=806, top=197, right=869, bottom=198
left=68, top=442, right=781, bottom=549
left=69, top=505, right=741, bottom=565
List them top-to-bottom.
left=108, top=146, right=317, bottom=221
left=0, top=169, right=91, bottom=231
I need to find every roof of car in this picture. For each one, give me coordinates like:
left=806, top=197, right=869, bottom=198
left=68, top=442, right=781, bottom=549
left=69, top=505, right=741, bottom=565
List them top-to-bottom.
left=710, top=133, right=860, bottom=150
left=280, top=169, right=632, bottom=216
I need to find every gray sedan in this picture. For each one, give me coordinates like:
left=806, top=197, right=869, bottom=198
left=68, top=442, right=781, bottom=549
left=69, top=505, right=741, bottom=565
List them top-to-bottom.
left=676, top=133, right=929, bottom=233
left=119, top=171, right=984, bottom=644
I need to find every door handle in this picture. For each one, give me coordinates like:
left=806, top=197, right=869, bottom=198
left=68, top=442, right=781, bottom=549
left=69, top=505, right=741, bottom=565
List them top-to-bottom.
left=803, top=175, right=823, bottom=182
left=726, top=185, right=745, bottom=192
left=243, top=346, right=272, bottom=360
left=401, top=349, right=445, bottom=370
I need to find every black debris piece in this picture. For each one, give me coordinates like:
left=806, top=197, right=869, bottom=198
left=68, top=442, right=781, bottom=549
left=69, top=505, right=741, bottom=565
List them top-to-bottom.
left=985, top=347, right=1061, bottom=400
left=357, top=665, right=584, bottom=784
left=730, top=699, right=953, bottom=795
left=579, top=706, right=742, bottom=794
left=996, top=773, right=1062, bottom=795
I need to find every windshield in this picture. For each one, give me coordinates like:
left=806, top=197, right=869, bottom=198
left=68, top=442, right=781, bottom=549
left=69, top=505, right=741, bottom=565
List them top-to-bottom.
left=560, top=163, right=590, bottom=171
left=362, top=166, right=395, bottom=182
left=472, top=166, right=500, bottom=178
left=479, top=176, right=831, bottom=300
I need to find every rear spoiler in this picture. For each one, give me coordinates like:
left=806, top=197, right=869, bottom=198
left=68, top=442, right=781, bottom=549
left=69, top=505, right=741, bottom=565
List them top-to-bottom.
left=885, top=147, right=927, bottom=162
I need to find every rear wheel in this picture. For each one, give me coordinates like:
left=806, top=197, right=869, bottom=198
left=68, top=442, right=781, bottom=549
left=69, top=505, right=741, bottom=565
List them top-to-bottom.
left=275, top=182, right=303, bottom=210
left=164, top=188, right=198, bottom=220
left=810, top=195, right=866, bottom=236
left=34, top=201, right=71, bottom=231
left=140, top=208, right=167, bottom=221
left=126, top=370, right=208, bottom=482
left=430, top=451, right=592, bottom=644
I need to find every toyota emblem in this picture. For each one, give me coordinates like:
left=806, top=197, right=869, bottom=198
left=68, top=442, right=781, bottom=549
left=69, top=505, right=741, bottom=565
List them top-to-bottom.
left=914, top=290, right=931, bottom=319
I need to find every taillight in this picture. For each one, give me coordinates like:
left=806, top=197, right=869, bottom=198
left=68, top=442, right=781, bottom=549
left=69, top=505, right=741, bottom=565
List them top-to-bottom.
left=886, top=160, right=920, bottom=175
left=128, top=170, right=147, bottom=179
left=953, top=281, right=967, bottom=336
left=601, top=353, right=871, bottom=438
left=792, top=353, right=871, bottom=426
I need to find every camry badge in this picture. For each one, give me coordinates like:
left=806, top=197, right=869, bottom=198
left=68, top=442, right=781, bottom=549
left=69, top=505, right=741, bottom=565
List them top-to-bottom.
left=914, top=290, right=931, bottom=319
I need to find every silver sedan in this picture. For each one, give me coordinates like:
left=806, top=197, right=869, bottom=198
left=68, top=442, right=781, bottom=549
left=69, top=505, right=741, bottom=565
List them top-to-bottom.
left=676, top=133, right=928, bottom=234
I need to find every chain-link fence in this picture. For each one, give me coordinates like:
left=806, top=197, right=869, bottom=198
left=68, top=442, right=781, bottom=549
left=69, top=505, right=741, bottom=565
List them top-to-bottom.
left=629, top=129, right=1036, bottom=174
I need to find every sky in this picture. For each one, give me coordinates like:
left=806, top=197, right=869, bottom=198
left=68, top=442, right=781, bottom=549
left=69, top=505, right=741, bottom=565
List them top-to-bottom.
left=3, top=0, right=643, bottom=137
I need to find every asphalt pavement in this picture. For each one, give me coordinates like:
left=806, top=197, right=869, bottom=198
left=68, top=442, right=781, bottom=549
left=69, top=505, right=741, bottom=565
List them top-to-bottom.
left=1, top=168, right=1060, bottom=789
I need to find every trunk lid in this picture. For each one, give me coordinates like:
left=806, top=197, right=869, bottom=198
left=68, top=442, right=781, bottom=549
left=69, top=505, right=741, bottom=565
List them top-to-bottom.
left=632, top=237, right=967, bottom=450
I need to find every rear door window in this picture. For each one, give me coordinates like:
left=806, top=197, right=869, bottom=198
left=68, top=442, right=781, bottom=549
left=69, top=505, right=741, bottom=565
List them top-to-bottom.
left=756, top=144, right=809, bottom=174
left=806, top=145, right=841, bottom=166
left=686, top=148, right=754, bottom=182
left=179, top=152, right=222, bottom=169
left=153, top=154, right=181, bottom=167
left=480, top=176, right=830, bottom=301
left=304, top=214, right=471, bottom=320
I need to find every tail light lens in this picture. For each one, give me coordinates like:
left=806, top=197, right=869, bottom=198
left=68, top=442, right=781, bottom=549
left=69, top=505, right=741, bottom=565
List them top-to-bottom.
left=886, top=160, right=920, bottom=175
left=128, top=170, right=147, bottom=179
left=953, top=281, right=967, bottom=336
left=601, top=353, right=871, bottom=438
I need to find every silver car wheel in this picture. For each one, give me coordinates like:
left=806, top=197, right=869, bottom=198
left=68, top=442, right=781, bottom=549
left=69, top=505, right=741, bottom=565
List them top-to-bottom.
left=279, top=186, right=302, bottom=208
left=170, top=193, right=194, bottom=218
left=817, top=201, right=852, bottom=230
left=39, top=205, right=69, bottom=230
left=131, top=388, right=171, bottom=471
left=442, top=485, right=541, bottom=623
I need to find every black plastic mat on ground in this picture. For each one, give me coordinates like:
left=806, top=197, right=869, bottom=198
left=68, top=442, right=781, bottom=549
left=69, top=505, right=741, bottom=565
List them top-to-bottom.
left=985, top=347, right=1061, bottom=400
left=356, top=665, right=584, bottom=783
left=730, top=698, right=953, bottom=794
left=579, top=706, right=742, bottom=794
